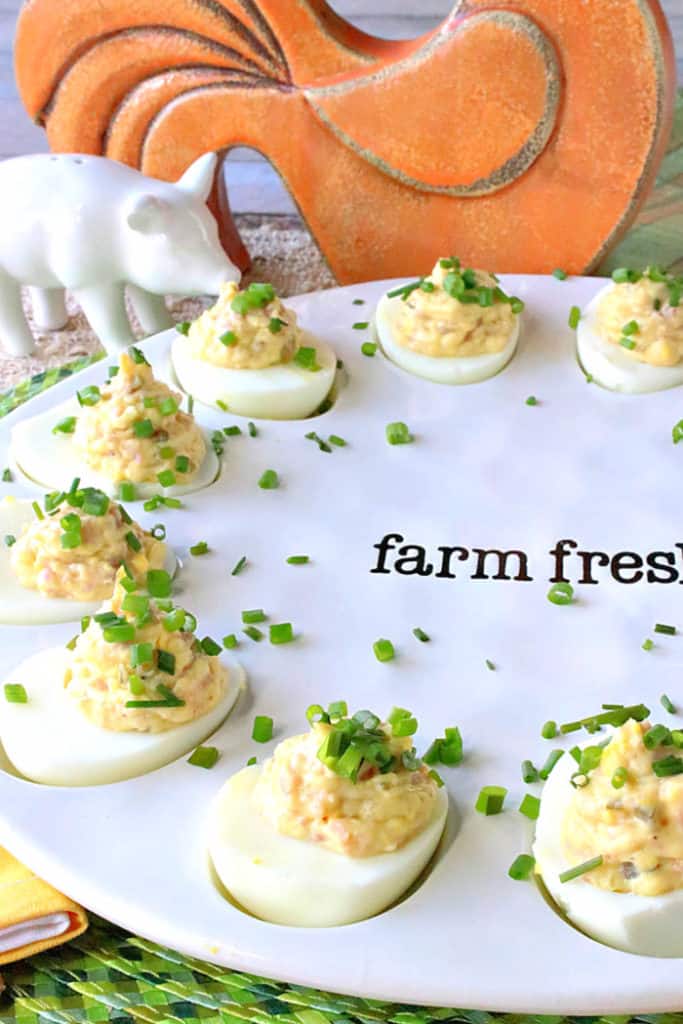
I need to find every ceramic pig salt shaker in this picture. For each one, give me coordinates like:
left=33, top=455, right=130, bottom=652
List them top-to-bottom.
left=0, top=151, right=239, bottom=356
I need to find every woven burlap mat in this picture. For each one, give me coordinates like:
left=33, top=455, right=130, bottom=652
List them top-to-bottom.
left=0, top=215, right=335, bottom=392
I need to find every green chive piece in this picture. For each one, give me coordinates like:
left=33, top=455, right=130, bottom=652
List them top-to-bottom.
left=552, top=269, right=568, bottom=280
left=510, top=297, right=525, bottom=315
left=352, top=298, right=365, bottom=305
left=568, top=306, right=581, bottom=329
left=622, top=319, right=640, bottom=336
left=176, top=321, right=191, bottom=336
left=353, top=321, right=369, bottom=330
left=219, top=330, right=237, bottom=346
left=619, top=336, right=637, bottom=350
left=361, top=341, right=377, bottom=357
left=293, top=346, right=320, bottom=371
left=76, top=385, right=101, bottom=407
left=187, top=395, right=194, bottom=414
left=525, top=396, right=538, bottom=406
left=158, top=397, right=178, bottom=416
left=52, top=415, right=77, bottom=435
left=133, top=418, right=154, bottom=439
left=672, top=420, right=683, bottom=445
left=248, top=421, right=258, bottom=437
left=386, top=421, right=413, bottom=445
left=223, top=426, right=241, bottom=437
left=329, top=434, right=347, bottom=447
left=174, top=454, right=190, bottom=474
left=1, top=468, right=12, bottom=483
left=157, top=469, right=176, bottom=488
left=258, top=469, right=279, bottom=489
left=118, top=481, right=136, bottom=503
left=31, top=501, right=44, bottom=521
left=124, top=530, right=142, bottom=552
left=4, top=534, right=16, bottom=548
left=190, top=541, right=209, bottom=557
left=231, top=555, right=248, bottom=575
left=286, top=555, right=309, bottom=565
left=147, top=569, right=172, bottom=598
left=547, top=582, right=574, bottom=606
left=242, top=608, right=266, bottom=624
left=163, top=609, right=185, bottom=632
left=103, top=622, right=136, bottom=644
left=270, top=622, right=294, bottom=645
left=655, top=623, right=676, bottom=635
left=244, top=625, right=264, bottom=642
left=412, top=627, right=430, bottom=643
left=222, top=633, right=238, bottom=649
left=200, top=636, right=222, bottom=656
left=373, top=638, right=395, bottom=662
left=642, top=638, right=654, bottom=651
left=131, top=642, right=154, bottom=667
left=156, top=649, right=176, bottom=675
left=485, top=658, right=496, bottom=671
left=128, top=674, right=145, bottom=696
left=4, top=683, right=28, bottom=704
left=661, top=693, right=676, bottom=715
left=560, top=703, right=649, bottom=734
left=252, top=715, right=273, bottom=742
left=541, top=720, right=558, bottom=740
left=643, top=723, right=672, bottom=749
left=672, top=730, right=683, bottom=748
left=188, top=745, right=219, bottom=769
left=539, top=749, right=564, bottom=779
left=653, top=754, right=683, bottom=777
left=247, top=756, right=257, bottom=766
left=522, top=760, right=538, bottom=783
left=611, top=766, right=628, bottom=789
left=475, top=785, right=507, bottom=815
left=519, top=794, right=541, bottom=820
left=509, top=854, right=535, bottom=880
left=559, top=855, right=603, bottom=884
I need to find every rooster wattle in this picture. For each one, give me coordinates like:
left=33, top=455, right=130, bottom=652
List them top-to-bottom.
left=14, top=0, right=676, bottom=283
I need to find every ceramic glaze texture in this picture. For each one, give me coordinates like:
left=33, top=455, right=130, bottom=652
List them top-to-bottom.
left=13, top=0, right=677, bottom=282
left=0, top=152, right=239, bottom=355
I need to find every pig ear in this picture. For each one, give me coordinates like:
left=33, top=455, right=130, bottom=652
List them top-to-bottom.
left=176, top=152, right=217, bottom=203
left=126, top=194, right=171, bottom=234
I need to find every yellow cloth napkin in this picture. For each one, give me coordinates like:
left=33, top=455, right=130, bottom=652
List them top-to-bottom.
left=0, top=847, right=87, bottom=965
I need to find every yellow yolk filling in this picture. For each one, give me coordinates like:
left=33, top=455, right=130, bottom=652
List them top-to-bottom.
left=597, top=277, right=683, bottom=367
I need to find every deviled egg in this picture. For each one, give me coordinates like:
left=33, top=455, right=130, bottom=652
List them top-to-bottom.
left=375, top=258, right=522, bottom=384
left=577, top=267, right=683, bottom=393
left=172, top=281, right=337, bottom=419
left=11, top=349, right=219, bottom=498
left=0, top=487, right=173, bottom=624
left=0, top=570, right=243, bottom=785
left=208, top=703, right=448, bottom=926
left=534, top=712, right=683, bottom=956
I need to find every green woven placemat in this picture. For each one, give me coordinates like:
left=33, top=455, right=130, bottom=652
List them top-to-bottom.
left=2, top=93, right=683, bottom=1022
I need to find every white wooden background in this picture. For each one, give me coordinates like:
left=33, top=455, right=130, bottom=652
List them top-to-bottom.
left=1, top=0, right=682, bottom=213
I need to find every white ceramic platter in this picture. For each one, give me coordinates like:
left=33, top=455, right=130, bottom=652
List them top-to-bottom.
left=2, top=275, right=683, bottom=1014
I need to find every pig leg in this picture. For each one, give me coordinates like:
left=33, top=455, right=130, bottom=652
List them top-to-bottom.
left=0, top=270, right=35, bottom=355
left=72, top=282, right=134, bottom=354
left=127, top=285, right=173, bottom=336
left=29, top=287, right=68, bottom=330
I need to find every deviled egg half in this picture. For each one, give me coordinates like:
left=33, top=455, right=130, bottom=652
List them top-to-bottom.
left=375, top=257, right=522, bottom=384
left=577, top=267, right=683, bottom=393
left=172, top=281, right=337, bottom=419
left=11, top=349, right=219, bottom=499
left=0, top=486, right=174, bottom=624
left=0, top=569, right=243, bottom=785
left=208, top=703, right=449, bottom=927
left=534, top=710, right=683, bottom=956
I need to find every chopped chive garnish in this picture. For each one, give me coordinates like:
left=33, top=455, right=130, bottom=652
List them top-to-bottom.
left=612, top=267, right=641, bottom=284
left=552, top=268, right=568, bottom=280
left=510, top=297, right=524, bottom=315
left=352, top=298, right=365, bottom=305
left=568, top=306, right=581, bottom=329
left=622, top=319, right=640, bottom=336
left=176, top=321, right=191, bottom=335
left=353, top=321, right=369, bottom=330
left=219, top=330, right=237, bottom=346
left=619, top=336, right=636, bottom=350
left=361, top=341, right=377, bottom=357
left=293, top=346, right=320, bottom=370
left=76, top=385, right=101, bottom=407
left=187, top=395, right=194, bottom=414
left=525, top=396, right=538, bottom=406
left=143, top=397, right=157, bottom=409
left=159, top=397, right=178, bottom=416
left=216, top=400, right=229, bottom=412
left=52, top=416, right=77, bottom=435
left=133, top=418, right=154, bottom=438
left=672, top=420, right=683, bottom=445
left=248, top=421, right=258, bottom=437
left=386, top=421, right=413, bottom=445
left=223, top=426, right=241, bottom=437
left=305, top=430, right=332, bottom=453
left=328, top=435, right=347, bottom=447
left=174, top=455, right=190, bottom=474
left=1, top=468, right=12, bottom=482
left=157, top=469, right=176, bottom=488
left=258, top=469, right=279, bottom=489
left=119, top=481, right=136, bottom=502
left=32, top=501, right=44, bottom=521
left=150, top=523, right=166, bottom=540
left=125, top=530, right=142, bottom=552
left=4, top=534, right=16, bottom=547
left=190, top=541, right=209, bottom=556
left=231, top=555, right=248, bottom=575
left=286, top=555, right=309, bottom=565
left=146, top=569, right=172, bottom=598
left=547, top=582, right=574, bottom=606
left=122, top=594, right=149, bottom=618
left=163, top=609, right=186, bottom=632
left=242, top=609, right=266, bottom=624
left=103, top=622, right=136, bottom=644
left=270, top=622, right=294, bottom=645
left=655, top=623, right=676, bottom=635
left=244, top=625, right=264, bottom=642
left=412, top=627, right=430, bottom=643
left=222, top=633, right=238, bottom=649
left=200, top=636, right=221, bottom=656
left=373, top=638, right=395, bottom=662
left=642, top=638, right=654, bottom=651
left=131, top=642, right=154, bottom=667
left=156, top=649, right=176, bottom=675
left=485, top=658, right=496, bottom=671
left=128, top=674, right=145, bottom=696
left=4, top=683, right=27, bottom=704
left=661, top=693, right=676, bottom=714
left=560, top=703, right=649, bottom=734
left=252, top=715, right=274, bottom=742
left=541, top=720, right=558, bottom=740
left=643, top=723, right=672, bottom=749
left=188, top=745, right=219, bottom=769
left=539, top=749, right=564, bottom=779
left=653, top=754, right=683, bottom=777
left=247, top=756, right=257, bottom=766
left=522, top=760, right=538, bottom=783
left=611, top=766, right=628, bottom=789
left=428, top=769, right=444, bottom=787
left=475, top=785, right=507, bottom=815
left=519, top=793, right=540, bottom=820
left=509, top=854, right=535, bottom=880
left=559, top=855, right=603, bottom=883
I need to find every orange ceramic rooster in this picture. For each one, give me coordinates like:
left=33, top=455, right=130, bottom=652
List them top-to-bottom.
left=14, top=0, right=676, bottom=282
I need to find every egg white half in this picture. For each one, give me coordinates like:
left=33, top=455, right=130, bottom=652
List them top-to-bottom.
left=576, top=284, right=683, bottom=394
left=374, top=292, right=520, bottom=385
left=171, top=331, right=337, bottom=420
left=10, top=397, right=220, bottom=499
left=0, top=498, right=177, bottom=625
left=0, top=647, right=244, bottom=786
left=533, top=743, right=683, bottom=957
left=208, top=764, right=449, bottom=927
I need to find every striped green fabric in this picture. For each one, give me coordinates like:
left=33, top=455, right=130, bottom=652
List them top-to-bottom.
left=2, top=91, right=683, bottom=1024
